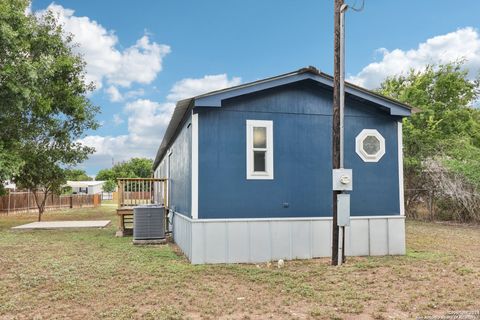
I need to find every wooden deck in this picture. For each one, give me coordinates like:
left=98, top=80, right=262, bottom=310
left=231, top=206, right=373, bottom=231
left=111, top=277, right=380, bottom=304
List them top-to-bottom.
left=115, top=178, right=167, bottom=236
left=116, top=207, right=134, bottom=235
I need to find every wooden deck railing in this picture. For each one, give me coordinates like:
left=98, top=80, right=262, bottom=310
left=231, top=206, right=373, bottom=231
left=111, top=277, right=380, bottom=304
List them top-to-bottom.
left=116, top=177, right=168, bottom=236
left=117, top=178, right=167, bottom=208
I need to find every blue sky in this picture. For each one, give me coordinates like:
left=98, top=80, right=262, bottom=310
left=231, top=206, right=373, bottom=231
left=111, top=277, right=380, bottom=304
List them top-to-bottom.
left=31, top=0, right=480, bottom=175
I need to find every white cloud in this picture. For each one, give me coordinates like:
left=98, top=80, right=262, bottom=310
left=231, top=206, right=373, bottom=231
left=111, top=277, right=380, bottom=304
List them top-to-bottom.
left=39, top=4, right=170, bottom=90
left=349, top=27, right=480, bottom=89
left=108, top=36, right=170, bottom=87
left=80, top=74, right=241, bottom=172
left=167, top=74, right=242, bottom=101
left=105, top=86, right=145, bottom=102
left=106, top=86, right=122, bottom=102
left=124, top=88, right=145, bottom=100
left=79, top=99, right=174, bottom=169
left=124, top=99, right=175, bottom=140
left=112, top=114, right=124, bottom=125
left=77, top=135, right=132, bottom=168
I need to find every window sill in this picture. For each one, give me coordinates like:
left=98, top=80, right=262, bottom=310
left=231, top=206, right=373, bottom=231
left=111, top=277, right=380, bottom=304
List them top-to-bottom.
left=246, top=173, right=274, bottom=180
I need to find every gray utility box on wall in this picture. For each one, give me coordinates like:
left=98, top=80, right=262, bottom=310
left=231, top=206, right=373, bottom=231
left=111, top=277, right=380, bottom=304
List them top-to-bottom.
left=133, top=205, right=165, bottom=240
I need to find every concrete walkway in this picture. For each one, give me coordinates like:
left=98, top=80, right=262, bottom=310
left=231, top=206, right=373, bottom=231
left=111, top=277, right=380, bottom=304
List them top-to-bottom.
left=12, top=220, right=111, bottom=230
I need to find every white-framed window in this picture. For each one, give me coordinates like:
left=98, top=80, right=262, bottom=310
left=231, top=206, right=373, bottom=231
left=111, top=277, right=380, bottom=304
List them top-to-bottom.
left=246, top=120, right=274, bottom=180
left=355, top=129, right=386, bottom=162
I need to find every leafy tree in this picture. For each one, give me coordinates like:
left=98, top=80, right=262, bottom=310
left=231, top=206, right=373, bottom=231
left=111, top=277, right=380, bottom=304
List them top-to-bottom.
left=0, top=0, right=30, bottom=194
left=1, top=0, right=99, bottom=220
left=379, top=61, right=480, bottom=220
left=15, top=143, right=94, bottom=222
left=0, top=144, right=22, bottom=195
left=15, top=146, right=68, bottom=220
left=96, top=158, right=153, bottom=192
left=96, top=158, right=153, bottom=180
left=125, top=158, right=154, bottom=178
left=96, top=168, right=115, bottom=182
left=64, top=169, right=92, bottom=181
left=102, top=180, right=117, bottom=193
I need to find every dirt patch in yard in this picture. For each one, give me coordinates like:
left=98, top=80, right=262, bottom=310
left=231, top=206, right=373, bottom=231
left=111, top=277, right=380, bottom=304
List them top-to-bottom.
left=1, top=208, right=479, bottom=319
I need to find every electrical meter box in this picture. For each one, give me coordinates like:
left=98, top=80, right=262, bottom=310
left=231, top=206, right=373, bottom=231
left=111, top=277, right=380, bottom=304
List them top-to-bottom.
left=332, top=168, right=353, bottom=191
left=337, top=193, right=350, bottom=226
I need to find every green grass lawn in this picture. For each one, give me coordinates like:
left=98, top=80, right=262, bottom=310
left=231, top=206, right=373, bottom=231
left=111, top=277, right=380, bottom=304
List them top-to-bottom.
left=0, top=207, right=479, bottom=320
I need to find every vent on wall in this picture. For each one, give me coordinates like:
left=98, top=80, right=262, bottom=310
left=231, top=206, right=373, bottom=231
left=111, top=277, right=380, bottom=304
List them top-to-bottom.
left=133, top=205, right=165, bottom=240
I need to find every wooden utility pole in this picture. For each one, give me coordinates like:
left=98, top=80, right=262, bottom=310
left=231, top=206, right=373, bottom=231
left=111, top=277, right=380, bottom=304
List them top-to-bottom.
left=331, top=0, right=343, bottom=266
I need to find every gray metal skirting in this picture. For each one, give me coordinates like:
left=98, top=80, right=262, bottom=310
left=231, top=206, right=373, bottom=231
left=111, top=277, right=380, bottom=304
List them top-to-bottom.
left=173, top=213, right=405, bottom=264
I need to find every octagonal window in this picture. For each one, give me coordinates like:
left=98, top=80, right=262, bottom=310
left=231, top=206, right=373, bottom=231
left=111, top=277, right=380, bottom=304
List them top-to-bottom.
left=355, top=129, right=386, bottom=162
left=362, top=135, right=381, bottom=155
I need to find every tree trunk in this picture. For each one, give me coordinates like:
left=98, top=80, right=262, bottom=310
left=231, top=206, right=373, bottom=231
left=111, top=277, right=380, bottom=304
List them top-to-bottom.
left=32, top=190, right=48, bottom=221
left=32, top=191, right=41, bottom=221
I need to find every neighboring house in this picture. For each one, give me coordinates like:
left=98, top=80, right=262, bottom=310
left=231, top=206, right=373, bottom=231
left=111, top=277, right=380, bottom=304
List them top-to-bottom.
left=152, top=67, right=412, bottom=264
left=3, top=180, right=16, bottom=191
left=67, top=181, right=105, bottom=195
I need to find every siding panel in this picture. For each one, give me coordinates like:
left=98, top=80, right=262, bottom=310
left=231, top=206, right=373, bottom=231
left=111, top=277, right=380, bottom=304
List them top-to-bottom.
left=198, top=83, right=400, bottom=219
left=166, top=115, right=192, bottom=217
left=173, top=215, right=405, bottom=264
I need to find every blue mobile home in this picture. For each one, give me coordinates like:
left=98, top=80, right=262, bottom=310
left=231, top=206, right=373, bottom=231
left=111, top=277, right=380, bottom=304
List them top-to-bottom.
left=153, top=67, right=411, bottom=264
